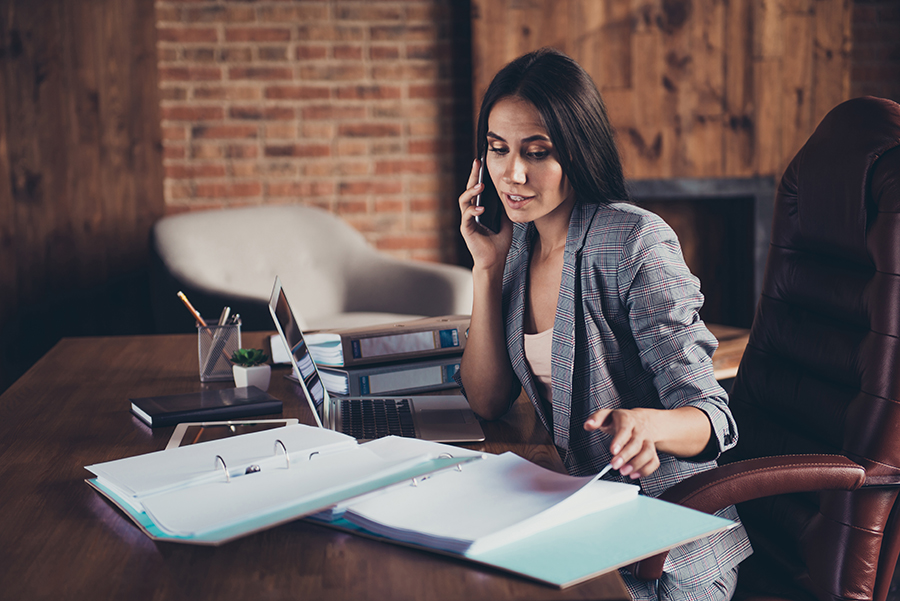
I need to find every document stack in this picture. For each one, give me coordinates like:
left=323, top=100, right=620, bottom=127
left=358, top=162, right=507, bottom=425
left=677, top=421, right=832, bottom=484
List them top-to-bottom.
left=278, top=315, right=470, bottom=397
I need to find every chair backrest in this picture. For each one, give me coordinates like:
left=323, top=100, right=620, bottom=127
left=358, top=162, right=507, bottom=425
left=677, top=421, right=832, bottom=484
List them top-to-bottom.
left=724, top=97, right=900, bottom=601
left=149, top=204, right=473, bottom=333
left=152, top=204, right=371, bottom=317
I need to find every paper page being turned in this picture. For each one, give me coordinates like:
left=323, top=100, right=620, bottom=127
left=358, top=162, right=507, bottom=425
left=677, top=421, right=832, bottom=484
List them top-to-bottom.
left=341, top=452, right=638, bottom=556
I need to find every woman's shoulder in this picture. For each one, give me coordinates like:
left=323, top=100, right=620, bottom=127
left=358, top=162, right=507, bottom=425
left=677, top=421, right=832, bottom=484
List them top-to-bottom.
left=582, top=201, right=676, bottom=246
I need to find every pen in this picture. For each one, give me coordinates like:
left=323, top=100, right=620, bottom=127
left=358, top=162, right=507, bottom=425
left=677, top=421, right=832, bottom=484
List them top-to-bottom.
left=177, top=291, right=207, bottom=327
left=203, top=306, right=234, bottom=376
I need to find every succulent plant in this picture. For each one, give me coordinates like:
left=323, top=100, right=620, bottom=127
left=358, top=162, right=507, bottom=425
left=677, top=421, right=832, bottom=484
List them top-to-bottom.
left=230, top=348, right=269, bottom=367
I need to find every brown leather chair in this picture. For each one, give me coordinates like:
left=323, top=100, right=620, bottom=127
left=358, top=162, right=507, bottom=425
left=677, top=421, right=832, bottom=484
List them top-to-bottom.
left=632, top=96, right=900, bottom=601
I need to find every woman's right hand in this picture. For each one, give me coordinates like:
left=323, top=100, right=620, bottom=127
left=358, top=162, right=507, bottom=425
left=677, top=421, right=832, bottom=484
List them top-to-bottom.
left=459, top=158, right=513, bottom=272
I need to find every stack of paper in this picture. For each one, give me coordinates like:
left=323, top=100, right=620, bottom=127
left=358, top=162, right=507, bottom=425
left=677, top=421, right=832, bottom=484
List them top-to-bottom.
left=302, top=333, right=344, bottom=366
left=341, top=452, right=639, bottom=556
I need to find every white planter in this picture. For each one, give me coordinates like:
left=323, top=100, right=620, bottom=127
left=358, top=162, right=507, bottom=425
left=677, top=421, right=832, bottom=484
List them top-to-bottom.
left=232, top=364, right=271, bottom=391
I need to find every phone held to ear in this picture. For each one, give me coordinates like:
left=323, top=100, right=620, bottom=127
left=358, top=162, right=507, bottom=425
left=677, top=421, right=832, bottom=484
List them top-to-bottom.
left=474, top=158, right=503, bottom=234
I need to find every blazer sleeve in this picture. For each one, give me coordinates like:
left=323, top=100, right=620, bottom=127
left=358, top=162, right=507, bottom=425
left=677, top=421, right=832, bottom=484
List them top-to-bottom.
left=616, top=214, right=738, bottom=457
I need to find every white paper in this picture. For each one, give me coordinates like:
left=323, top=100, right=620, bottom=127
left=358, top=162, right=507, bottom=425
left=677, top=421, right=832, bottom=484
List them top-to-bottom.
left=303, top=333, right=343, bottom=366
left=86, top=424, right=356, bottom=501
left=311, top=437, right=486, bottom=521
left=342, top=452, right=639, bottom=555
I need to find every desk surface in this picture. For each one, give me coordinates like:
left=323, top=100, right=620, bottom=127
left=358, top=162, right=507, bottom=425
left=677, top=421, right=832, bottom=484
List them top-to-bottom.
left=0, top=332, right=630, bottom=601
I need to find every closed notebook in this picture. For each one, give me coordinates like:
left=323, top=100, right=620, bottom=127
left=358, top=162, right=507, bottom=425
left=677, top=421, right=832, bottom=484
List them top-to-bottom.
left=130, top=386, right=283, bottom=428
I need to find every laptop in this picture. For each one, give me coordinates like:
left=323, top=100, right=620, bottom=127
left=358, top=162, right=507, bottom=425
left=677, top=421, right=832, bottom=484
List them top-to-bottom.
left=268, top=276, right=485, bottom=443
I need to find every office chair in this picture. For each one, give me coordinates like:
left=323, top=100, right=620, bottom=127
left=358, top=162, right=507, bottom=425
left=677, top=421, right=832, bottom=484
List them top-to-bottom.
left=630, top=96, right=900, bottom=601
left=149, top=204, right=473, bottom=333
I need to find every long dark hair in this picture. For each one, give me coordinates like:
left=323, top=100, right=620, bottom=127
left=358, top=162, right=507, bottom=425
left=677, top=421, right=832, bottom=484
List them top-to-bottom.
left=476, top=48, right=628, bottom=204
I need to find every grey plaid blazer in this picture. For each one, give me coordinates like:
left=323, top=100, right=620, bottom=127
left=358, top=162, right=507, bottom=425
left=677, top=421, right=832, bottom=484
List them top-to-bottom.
left=499, top=201, right=752, bottom=591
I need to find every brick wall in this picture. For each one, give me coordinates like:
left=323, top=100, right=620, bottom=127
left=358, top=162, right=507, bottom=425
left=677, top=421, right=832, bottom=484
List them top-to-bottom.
left=154, top=0, right=898, bottom=268
left=155, top=0, right=472, bottom=264
left=851, top=0, right=900, bottom=102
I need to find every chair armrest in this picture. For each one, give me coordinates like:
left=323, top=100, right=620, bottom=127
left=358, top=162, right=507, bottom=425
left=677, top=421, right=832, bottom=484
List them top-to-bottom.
left=630, top=454, right=866, bottom=581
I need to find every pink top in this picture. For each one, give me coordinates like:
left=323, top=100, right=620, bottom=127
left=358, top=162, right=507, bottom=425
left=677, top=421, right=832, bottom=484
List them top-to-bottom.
left=523, top=328, right=554, bottom=407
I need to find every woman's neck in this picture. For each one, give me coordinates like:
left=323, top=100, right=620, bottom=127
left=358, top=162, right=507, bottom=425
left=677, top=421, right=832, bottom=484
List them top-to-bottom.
left=532, top=199, right=575, bottom=259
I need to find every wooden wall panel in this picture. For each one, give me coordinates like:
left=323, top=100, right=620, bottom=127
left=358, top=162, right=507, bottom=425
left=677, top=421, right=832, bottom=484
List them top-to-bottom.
left=0, top=0, right=165, bottom=391
left=471, top=0, right=852, bottom=181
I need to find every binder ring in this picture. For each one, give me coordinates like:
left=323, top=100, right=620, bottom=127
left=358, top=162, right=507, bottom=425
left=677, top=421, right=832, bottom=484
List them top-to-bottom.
left=274, top=439, right=290, bottom=469
left=438, top=452, right=463, bottom=472
left=215, top=455, right=230, bottom=483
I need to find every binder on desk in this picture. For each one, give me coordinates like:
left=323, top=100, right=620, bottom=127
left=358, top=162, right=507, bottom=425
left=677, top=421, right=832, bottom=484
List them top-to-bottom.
left=298, top=315, right=470, bottom=368
left=310, top=355, right=462, bottom=396
left=85, top=424, right=478, bottom=545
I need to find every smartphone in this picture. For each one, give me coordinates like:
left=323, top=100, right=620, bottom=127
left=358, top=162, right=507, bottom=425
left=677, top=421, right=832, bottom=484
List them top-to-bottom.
left=474, top=158, right=503, bottom=234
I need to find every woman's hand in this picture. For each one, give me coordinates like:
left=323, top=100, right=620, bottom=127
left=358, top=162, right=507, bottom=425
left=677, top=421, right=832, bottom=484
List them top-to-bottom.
left=459, top=158, right=513, bottom=272
left=584, top=406, right=713, bottom=479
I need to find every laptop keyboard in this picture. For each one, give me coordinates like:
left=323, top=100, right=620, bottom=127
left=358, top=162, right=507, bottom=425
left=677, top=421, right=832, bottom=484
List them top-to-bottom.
left=340, top=398, right=416, bottom=439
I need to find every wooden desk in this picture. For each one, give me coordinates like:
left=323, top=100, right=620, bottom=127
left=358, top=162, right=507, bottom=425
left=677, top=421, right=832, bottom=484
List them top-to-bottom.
left=0, top=332, right=630, bottom=601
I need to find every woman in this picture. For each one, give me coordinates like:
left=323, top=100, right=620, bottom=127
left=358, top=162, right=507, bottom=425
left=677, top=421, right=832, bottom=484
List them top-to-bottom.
left=456, top=48, right=752, bottom=600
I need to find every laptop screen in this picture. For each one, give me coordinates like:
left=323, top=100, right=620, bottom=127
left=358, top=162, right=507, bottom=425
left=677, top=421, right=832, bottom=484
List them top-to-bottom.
left=268, top=277, right=328, bottom=427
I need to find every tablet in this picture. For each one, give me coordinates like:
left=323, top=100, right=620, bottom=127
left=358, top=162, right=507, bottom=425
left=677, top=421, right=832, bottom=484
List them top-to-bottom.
left=165, top=419, right=299, bottom=450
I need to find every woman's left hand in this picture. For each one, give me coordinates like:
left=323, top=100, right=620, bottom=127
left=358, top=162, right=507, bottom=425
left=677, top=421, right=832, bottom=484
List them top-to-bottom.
left=584, top=406, right=713, bottom=479
left=584, top=408, right=661, bottom=479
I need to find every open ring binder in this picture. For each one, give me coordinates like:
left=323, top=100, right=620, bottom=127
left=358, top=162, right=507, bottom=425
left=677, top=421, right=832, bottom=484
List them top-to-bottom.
left=85, top=424, right=485, bottom=548
left=274, top=439, right=290, bottom=469
left=411, top=452, right=462, bottom=487
left=438, top=452, right=464, bottom=472
left=215, top=455, right=230, bottom=483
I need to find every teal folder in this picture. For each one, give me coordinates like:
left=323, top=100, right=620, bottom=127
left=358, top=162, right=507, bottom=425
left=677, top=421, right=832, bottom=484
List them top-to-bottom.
left=313, top=495, right=735, bottom=589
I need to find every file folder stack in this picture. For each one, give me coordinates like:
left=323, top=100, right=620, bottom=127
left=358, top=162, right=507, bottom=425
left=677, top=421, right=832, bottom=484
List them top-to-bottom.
left=285, top=316, right=470, bottom=397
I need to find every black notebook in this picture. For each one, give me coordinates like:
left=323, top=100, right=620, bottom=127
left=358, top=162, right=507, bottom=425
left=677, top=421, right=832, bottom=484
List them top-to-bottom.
left=130, top=387, right=283, bottom=428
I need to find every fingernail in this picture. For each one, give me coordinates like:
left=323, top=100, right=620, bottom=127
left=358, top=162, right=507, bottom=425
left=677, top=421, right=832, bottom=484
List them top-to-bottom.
left=610, top=444, right=621, bottom=455
left=611, top=458, right=623, bottom=470
left=630, top=472, right=641, bottom=479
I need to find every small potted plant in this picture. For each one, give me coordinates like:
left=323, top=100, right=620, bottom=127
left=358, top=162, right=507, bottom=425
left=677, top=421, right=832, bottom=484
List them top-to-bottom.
left=230, top=348, right=271, bottom=391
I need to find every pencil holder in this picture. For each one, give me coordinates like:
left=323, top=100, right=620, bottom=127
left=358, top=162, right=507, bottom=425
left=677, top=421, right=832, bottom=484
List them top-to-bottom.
left=198, top=322, right=241, bottom=382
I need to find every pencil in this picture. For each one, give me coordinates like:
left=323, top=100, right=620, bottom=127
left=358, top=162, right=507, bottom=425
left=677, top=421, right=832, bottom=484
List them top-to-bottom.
left=177, top=291, right=208, bottom=327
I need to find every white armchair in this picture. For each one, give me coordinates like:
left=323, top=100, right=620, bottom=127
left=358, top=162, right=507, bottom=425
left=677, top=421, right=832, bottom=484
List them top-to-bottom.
left=149, top=205, right=472, bottom=333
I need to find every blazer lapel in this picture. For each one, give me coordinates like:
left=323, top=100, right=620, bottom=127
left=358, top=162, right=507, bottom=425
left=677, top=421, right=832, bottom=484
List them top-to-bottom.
left=550, top=203, right=599, bottom=459
left=504, top=224, right=552, bottom=431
